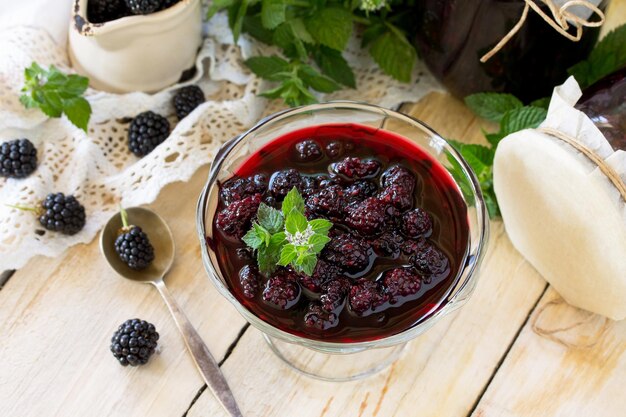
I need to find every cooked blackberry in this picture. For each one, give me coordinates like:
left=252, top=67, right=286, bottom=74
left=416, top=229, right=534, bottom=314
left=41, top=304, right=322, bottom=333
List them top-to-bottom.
left=88, top=0, right=128, bottom=23
left=125, top=0, right=160, bottom=14
left=172, top=85, right=205, bottom=120
left=128, top=111, right=170, bottom=157
left=0, top=138, right=38, bottom=179
left=294, top=140, right=323, bottom=162
left=268, top=169, right=302, bottom=199
left=219, top=174, right=267, bottom=206
left=38, top=193, right=86, bottom=235
left=215, top=194, right=262, bottom=239
left=114, top=208, right=155, bottom=270
left=401, top=208, right=433, bottom=238
left=322, top=232, right=371, bottom=274
left=239, top=265, right=261, bottom=298
left=262, top=270, right=300, bottom=309
left=349, top=278, right=389, bottom=315
left=304, top=303, right=338, bottom=330
left=110, top=318, right=159, bottom=366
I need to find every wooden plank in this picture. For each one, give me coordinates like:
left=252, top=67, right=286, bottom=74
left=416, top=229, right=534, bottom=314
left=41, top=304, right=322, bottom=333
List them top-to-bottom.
left=186, top=94, right=548, bottom=417
left=0, top=167, right=247, bottom=417
left=473, top=287, right=626, bottom=417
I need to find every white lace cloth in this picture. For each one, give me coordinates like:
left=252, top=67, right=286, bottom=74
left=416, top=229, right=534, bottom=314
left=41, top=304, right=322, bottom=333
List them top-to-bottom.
left=0, top=5, right=440, bottom=271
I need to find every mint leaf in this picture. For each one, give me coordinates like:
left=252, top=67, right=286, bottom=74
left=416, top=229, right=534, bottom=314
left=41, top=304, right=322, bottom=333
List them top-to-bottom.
left=207, top=0, right=235, bottom=19
left=227, top=0, right=250, bottom=42
left=261, top=0, right=286, bottom=29
left=306, top=8, right=353, bottom=51
left=243, top=15, right=274, bottom=44
left=290, top=19, right=314, bottom=44
left=273, top=22, right=308, bottom=61
left=568, top=24, right=626, bottom=88
left=369, top=29, right=416, bottom=82
left=313, top=46, right=356, bottom=88
left=245, top=56, right=290, bottom=79
left=20, top=63, right=92, bottom=131
left=298, top=65, right=342, bottom=93
left=464, top=93, right=523, bottom=123
left=530, top=97, right=551, bottom=110
left=500, top=106, right=547, bottom=136
left=282, top=187, right=305, bottom=216
left=257, top=203, right=284, bottom=234
left=285, top=210, right=308, bottom=234
left=309, top=218, right=332, bottom=234
left=243, top=227, right=264, bottom=249
left=257, top=231, right=286, bottom=274
left=308, top=233, right=330, bottom=253
left=277, top=244, right=298, bottom=266
left=295, top=253, right=317, bottom=276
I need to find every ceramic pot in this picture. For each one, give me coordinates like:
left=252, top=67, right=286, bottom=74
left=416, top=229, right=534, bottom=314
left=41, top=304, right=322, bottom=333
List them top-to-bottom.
left=68, top=0, right=202, bottom=93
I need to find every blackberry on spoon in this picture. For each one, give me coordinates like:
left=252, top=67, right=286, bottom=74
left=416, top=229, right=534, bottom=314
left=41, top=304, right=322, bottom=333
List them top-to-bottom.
left=115, top=207, right=155, bottom=270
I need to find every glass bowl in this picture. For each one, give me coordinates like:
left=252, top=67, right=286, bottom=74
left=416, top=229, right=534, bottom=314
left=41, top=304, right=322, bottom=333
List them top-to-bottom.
left=196, top=102, right=489, bottom=381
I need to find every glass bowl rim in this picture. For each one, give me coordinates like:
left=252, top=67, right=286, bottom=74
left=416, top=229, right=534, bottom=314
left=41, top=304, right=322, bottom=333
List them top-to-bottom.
left=196, top=100, right=489, bottom=351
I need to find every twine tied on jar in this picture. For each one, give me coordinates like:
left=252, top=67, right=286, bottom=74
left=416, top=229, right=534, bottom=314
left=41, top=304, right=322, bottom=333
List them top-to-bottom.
left=480, top=0, right=606, bottom=63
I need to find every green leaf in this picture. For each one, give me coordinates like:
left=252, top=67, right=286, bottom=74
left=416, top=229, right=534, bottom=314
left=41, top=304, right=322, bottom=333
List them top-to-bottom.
left=229, top=0, right=250, bottom=42
left=261, top=0, right=286, bottom=29
left=305, top=8, right=353, bottom=51
left=242, top=15, right=275, bottom=44
left=290, top=18, right=314, bottom=44
left=273, top=22, right=308, bottom=61
left=568, top=24, right=626, bottom=88
left=369, top=30, right=416, bottom=83
left=313, top=46, right=356, bottom=88
left=245, top=56, right=290, bottom=79
left=298, top=65, right=342, bottom=93
left=62, top=74, right=89, bottom=97
left=464, top=93, right=523, bottom=123
left=19, top=94, right=37, bottom=109
left=63, top=97, right=91, bottom=132
left=530, top=97, right=551, bottom=110
left=499, top=106, right=547, bottom=136
left=449, top=141, right=494, bottom=166
left=282, top=187, right=305, bottom=216
left=257, top=203, right=284, bottom=234
left=285, top=209, right=308, bottom=234
left=309, top=218, right=332, bottom=235
left=243, top=227, right=264, bottom=249
left=257, top=231, right=287, bottom=274
left=308, top=233, right=330, bottom=253
left=277, top=244, right=298, bottom=266
left=296, top=253, right=317, bottom=276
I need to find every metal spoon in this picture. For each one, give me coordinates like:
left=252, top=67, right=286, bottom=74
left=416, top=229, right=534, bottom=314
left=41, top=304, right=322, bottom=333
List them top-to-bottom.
left=100, top=207, right=242, bottom=417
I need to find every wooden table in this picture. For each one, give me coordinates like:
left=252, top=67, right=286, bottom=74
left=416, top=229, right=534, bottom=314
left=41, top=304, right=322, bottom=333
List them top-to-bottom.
left=2, top=5, right=626, bottom=414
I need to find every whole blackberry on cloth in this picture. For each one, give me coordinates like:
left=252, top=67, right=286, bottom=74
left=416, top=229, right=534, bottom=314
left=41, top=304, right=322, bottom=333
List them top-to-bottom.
left=88, top=0, right=128, bottom=23
left=125, top=0, right=160, bottom=14
left=172, top=85, right=205, bottom=120
left=128, top=111, right=170, bottom=157
left=0, top=138, right=38, bottom=179
left=38, top=193, right=86, bottom=235
left=115, top=207, right=155, bottom=270
left=110, top=318, right=159, bottom=366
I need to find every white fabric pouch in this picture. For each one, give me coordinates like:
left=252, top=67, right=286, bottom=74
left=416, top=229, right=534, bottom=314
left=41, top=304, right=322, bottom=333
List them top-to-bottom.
left=494, top=77, right=626, bottom=320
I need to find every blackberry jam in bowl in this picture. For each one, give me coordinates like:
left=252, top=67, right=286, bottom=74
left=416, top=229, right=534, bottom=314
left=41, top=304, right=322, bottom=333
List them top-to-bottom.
left=197, top=102, right=489, bottom=380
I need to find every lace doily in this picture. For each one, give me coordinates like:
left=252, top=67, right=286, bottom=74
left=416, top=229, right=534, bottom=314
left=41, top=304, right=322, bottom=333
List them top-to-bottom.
left=0, top=12, right=441, bottom=271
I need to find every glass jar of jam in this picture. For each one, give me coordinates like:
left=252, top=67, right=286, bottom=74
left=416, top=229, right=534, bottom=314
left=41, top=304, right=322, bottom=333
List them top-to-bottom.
left=413, top=0, right=609, bottom=102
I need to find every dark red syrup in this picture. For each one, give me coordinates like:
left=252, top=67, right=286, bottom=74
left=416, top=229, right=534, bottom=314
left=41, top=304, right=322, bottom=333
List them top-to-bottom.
left=210, top=123, right=469, bottom=342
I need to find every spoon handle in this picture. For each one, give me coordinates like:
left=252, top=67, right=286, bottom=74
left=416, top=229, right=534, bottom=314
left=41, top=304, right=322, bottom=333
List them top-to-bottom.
left=152, top=279, right=243, bottom=417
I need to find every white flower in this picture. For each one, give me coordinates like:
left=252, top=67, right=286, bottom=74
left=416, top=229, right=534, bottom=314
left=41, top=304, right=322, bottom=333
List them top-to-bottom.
left=359, top=0, right=387, bottom=12
left=286, top=225, right=314, bottom=247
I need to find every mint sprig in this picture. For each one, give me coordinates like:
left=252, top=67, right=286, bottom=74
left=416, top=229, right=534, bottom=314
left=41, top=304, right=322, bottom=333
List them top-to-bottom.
left=207, top=0, right=417, bottom=106
left=20, top=62, right=92, bottom=132
left=451, top=92, right=548, bottom=218
left=243, top=187, right=332, bottom=275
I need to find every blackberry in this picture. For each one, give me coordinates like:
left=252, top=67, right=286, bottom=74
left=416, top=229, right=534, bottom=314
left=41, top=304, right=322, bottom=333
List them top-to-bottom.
left=88, top=0, right=128, bottom=23
left=125, top=0, right=160, bottom=14
left=172, top=85, right=205, bottom=120
left=128, top=111, right=170, bottom=157
left=0, top=138, right=38, bottom=179
left=294, top=140, right=323, bottom=162
left=325, top=141, right=345, bottom=158
left=332, top=157, right=381, bottom=179
left=381, top=165, right=416, bottom=190
left=269, top=169, right=302, bottom=199
left=219, top=174, right=267, bottom=206
left=299, top=176, right=321, bottom=198
left=344, top=181, right=378, bottom=204
left=378, top=184, right=413, bottom=211
left=306, top=185, right=348, bottom=219
left=38, top=193, right=86, bottom=235
left=215, top=194, right=262, bottom=239
left=345, top=197, right=391, bottom=236
left=114, top=208, right=155, bottom=270
left=401, top=208, right=432, bottom=238
left=370, top=231, right=404, bottom=258
left=322, top=232, right=371, bottom=274
left=411, top=242, right=450, bottom=278
left=297, top=259, right=339, bottom=293
left=239, top=265, right=261, bottom=298
left=381, top=267, right=422, bottom=301
left=262, top=270, right=300, bottom=309
left=319, top=276, right=350, bottom=312
left=349, top=278, right=388, bottom=315
left=304, top=303, right=338, bottom=330
left=110, top=318, right=159, bottom=366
